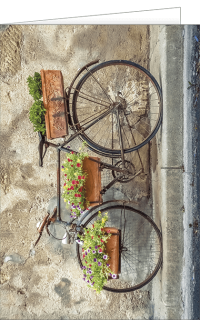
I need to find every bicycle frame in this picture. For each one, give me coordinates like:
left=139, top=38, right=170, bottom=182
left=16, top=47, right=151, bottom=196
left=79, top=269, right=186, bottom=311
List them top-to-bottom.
left=37, top=59, right=144, bottom=225
left=38, top=134, right=141, bottom=222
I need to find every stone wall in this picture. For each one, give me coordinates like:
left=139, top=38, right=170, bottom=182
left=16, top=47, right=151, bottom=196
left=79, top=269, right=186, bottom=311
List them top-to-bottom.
left=0, top=25, right=151, bottom=319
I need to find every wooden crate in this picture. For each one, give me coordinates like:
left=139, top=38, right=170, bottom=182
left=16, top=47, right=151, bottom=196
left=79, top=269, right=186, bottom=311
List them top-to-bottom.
left=41, top=70, right=68, bottom=139
left=82, top=157, right=103, bottom=208
left=104, top=227, right=120, bottom=276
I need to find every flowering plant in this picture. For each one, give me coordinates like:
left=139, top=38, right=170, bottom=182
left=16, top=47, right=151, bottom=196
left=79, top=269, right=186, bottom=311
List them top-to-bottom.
left=61, top=144, right=90, bottom=218
left=77, top=212, right=117, bottom=294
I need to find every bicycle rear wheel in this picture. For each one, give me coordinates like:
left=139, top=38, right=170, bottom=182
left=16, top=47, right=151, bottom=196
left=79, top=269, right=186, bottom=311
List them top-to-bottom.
left=72, top=60, right=162, bottom=157
left=76, top=204, right=162, bottom=293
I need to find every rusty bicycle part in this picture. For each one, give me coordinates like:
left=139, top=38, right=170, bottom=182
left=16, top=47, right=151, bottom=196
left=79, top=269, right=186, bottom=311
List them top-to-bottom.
left=71, top=60, right=162, bottom=158
left=76, top=200, right=162, bottom=293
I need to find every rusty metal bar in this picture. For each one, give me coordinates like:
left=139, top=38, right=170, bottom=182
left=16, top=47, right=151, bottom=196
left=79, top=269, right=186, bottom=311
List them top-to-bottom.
left=67, top=59, right=100, bottom=101
left=85, top=66, right=114, bottom=104
left=116, top=106, right=125, bottom=168
left=57, top=147, right=61, bottom=221
left=88, top=157, right=131, bottom=174
left=100, top=174, right=124, bottom=194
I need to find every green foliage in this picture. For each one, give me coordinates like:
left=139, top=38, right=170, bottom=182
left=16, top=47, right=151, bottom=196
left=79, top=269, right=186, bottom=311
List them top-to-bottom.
left=27, top=72, right=42, bottom=100
left=27, top=72, right=46, bottom=135
left=29, top=100, right=46, bottom=135
left=61, top=144, right=90, bottom=217
left=78, top=212, right=114, bottom=294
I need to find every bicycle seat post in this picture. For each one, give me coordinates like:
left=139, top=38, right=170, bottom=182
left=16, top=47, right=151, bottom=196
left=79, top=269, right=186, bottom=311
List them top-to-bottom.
left=116, top=105, right=125, bottom=169
left=57, top=145, right=61, bottom=221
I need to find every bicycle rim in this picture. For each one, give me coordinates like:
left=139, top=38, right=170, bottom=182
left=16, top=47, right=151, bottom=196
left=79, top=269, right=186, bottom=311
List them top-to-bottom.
left=72, top=60, right=162, bottom=157
left=76, top=205, right=162, bottom=293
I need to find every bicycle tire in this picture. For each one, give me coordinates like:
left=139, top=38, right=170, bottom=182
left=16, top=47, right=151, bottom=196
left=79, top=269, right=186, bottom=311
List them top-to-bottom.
left=72, top=60, right=162, bottom=157
left=76, top=204, right=162, bottom=293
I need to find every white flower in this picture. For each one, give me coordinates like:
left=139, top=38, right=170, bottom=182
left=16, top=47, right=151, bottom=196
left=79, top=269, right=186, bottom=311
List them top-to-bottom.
left=76, top=239, right=83, bottom=245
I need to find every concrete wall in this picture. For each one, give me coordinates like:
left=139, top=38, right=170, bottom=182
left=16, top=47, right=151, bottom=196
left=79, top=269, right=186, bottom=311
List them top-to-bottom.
left=0, top=25, right=152, bottom=319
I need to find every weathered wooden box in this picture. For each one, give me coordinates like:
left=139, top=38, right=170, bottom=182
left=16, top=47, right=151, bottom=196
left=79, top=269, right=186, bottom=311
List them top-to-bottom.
left=40, top=70, right=68, bottom=139
left=82, top=157, right=103, bottom=208
left=104, top=227, right=120, bottom=276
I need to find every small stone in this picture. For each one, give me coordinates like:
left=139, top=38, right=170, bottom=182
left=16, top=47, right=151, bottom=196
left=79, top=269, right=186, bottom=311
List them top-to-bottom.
left=30, top=249, right=36, bottom=256
left=4, top=256, right=12, bottom=262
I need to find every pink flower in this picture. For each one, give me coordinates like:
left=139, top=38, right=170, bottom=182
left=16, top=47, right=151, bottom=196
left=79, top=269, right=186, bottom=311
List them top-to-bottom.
left=71, top=151, right=74, bottom=154
left=77, top=163, right=81, bottom=167
left=71, top=165, right=73, bottom=167
left=78, top=176, right=82, bottom=179
left=82, top=176, right=85, bottom=179
left=72, top=180, right=76, bottom=185
left=100, top=239, right=104, bottom=243
left=98, top=248, right=103, bottom=253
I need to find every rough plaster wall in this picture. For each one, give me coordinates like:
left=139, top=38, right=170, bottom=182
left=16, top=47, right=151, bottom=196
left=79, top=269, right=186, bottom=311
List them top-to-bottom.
left=0, top=25, right=151, bottom=319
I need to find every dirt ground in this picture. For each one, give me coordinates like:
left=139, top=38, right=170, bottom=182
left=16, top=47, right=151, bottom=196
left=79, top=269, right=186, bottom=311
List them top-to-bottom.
left=0, top=25, right=151, bottom=319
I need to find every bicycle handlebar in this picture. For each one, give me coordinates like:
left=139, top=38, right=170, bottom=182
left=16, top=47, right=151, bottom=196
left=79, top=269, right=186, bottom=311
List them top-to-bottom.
left=38, top=132, right=46, bottom=167
left=38, top=213, right=49, bottom=233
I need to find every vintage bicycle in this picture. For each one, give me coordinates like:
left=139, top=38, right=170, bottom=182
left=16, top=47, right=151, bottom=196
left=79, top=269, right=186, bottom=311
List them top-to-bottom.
left=35, top=59, right=163, bottom=293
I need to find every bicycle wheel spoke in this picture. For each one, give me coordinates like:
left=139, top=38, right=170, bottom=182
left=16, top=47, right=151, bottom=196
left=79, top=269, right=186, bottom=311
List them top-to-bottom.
left=72, top=61, right=162, bottom=156
left=86, top=67, right=114, bottom=104
left=75, top=87, right=111, bottom=106
left=78, top=94, right=111, bottom=108
left=77, top=107, right=109, bottom=127
left=122, top=110, right=138, bottom=145
left=95, top=116, right=112, bottom=147
left=121, top=125, right=131, bottom=149
left=76, top=204, right=162, bottom=292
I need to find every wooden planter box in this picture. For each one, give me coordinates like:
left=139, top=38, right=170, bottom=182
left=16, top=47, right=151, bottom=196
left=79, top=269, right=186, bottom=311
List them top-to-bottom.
left=40, top=70, right=68, bottom=140
left=82, top=157, right=102, bottom=208
left=82, top=158, right=121, bottom=276
left=104, top=227, right=120, bottom=277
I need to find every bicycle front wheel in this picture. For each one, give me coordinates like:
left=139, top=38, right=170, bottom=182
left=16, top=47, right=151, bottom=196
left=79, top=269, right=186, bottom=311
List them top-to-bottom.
left=72, top=60, right=162, bottom=157
left=76, top=204, right=162, bottom=293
